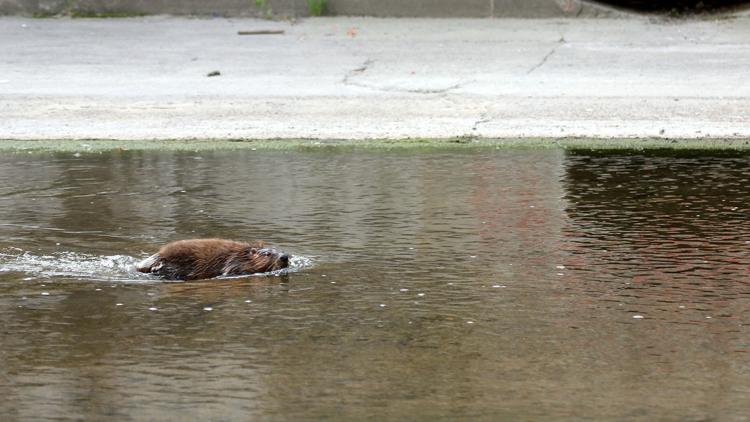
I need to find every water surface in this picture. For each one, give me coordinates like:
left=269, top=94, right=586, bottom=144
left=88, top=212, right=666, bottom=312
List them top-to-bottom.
left=1, top=148, right=749, bottom=420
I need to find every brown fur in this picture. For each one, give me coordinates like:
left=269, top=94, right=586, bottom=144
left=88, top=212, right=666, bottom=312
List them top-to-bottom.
left=136, top=238, right=289, bottom=280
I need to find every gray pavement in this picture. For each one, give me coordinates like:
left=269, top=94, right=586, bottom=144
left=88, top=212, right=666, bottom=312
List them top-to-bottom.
left=0, top=0, right=621, bottom=18
left=1, top=16, right=750, bottom=140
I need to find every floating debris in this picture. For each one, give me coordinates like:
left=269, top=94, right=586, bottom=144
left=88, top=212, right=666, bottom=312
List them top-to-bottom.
left=206, top=70, right=221, bottom=77
left=632, top=315, right=644, bottom=319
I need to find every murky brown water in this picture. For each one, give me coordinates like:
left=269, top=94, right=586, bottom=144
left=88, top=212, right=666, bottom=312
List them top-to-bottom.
left=1, top=148, right=749, bottom=420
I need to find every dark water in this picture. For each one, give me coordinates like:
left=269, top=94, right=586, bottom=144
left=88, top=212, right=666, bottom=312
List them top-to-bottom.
left=1, top=148, right=749, bottom=421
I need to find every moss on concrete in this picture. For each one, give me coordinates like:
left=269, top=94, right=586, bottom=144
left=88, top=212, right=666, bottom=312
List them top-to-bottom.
left=1, top=137, right=749, bottom=154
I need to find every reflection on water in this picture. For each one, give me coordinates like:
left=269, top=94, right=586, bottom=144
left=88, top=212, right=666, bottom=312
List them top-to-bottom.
left=0, top=149, right=748, bottom=420
left=563, top=151, right=750, bottom=324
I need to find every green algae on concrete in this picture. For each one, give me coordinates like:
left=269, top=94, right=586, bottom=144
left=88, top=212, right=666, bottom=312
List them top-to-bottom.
left=1, top=138, right=750, bottom=153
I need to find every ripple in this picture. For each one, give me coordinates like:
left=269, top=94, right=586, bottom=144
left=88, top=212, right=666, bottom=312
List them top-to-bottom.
left=0, top=248, right=313, bottom=282
left=0, top=249, right=150, bottom=282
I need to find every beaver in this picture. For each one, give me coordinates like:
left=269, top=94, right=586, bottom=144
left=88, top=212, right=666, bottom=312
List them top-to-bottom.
left=136, top=238, right=290, bottom=280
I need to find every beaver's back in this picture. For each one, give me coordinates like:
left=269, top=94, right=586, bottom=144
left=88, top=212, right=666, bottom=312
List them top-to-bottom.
left=138, top=239, right=263, bottom=280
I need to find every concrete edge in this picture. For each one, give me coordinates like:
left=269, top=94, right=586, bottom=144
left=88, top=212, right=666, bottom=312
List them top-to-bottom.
left=0, top=0, right=654, bottom=19
left=4, top=0, right=749, bottom=19
left=2, top=138, right=750, bottom=152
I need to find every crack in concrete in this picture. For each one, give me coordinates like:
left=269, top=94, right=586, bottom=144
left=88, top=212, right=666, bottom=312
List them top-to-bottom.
left=527, top=36, right=566, bottom=75
left=342, top=58, right=374, bottom=85
left=343, top=58, right=464, bottom=95
left=405, top=84, right=462, bottom=95
left=472, top=113, right=491, bottom=132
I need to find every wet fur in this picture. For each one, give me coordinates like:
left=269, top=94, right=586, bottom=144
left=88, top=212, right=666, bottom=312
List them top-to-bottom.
left=136, top=239, right=289, bottom=280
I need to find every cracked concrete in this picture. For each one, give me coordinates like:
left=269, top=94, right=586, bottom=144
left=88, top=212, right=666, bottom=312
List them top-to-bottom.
left=2, top=16, right=750, bottom=140
left=527, top=36, right=566, bottom=74
left=342, top=58, right=374, bottom=86
left=342, top=58, right=463, bottom=95
left=472, top=114, right=492, bottom=132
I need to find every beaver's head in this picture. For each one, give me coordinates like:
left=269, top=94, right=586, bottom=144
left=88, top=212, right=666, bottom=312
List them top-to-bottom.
left=227, top=246, right=290, bottom=275
left=253, top=247, right=290, bottom=272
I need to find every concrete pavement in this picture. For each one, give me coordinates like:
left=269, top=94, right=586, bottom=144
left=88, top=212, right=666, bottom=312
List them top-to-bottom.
left=0, top=0, right=621, bottom=19
left=1, top=16, right=750, bottom=140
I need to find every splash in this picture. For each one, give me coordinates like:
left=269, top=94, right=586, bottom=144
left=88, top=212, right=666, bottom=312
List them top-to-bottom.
left=0, top=249, right=313, bottom=282
left=0, top=249, right=150, bottom=282
left=289, top=255, right=314, bottom=272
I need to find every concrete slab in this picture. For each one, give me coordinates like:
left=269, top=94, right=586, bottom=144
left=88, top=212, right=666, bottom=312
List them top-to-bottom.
left=0, top=0, right=621, bottom=18
left=1, top=16, right=749, bottom=140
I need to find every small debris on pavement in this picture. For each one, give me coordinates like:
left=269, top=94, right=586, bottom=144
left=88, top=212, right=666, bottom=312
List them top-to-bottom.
left=238, top=30, right=285, bottom=35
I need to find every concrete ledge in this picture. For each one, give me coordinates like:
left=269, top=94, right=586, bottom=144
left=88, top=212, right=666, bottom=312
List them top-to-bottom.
left=0, top=0, right=620, bottom=18
left=2, top=16, right=750, bottom=141
left=3, top=139, right=750, bottom=152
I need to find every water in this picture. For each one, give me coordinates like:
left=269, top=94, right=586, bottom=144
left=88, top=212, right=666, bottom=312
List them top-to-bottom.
left=1, top=148, right=749, bottom=420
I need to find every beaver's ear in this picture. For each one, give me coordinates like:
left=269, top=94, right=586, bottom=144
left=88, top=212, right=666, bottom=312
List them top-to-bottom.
left=246, top=247, right=258, bottom=256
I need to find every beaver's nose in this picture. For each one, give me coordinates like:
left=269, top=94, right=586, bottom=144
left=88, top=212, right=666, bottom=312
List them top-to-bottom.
left=279, top=253, right=290, bottom=263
